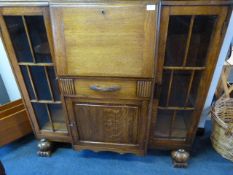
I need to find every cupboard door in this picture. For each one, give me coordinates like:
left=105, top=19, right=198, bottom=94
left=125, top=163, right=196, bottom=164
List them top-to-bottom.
left=50, top=2, right=157, bottom=77
left=150, top=6, right=228, bottom=145
left=0, top=8, right=69, bottom=140
left=67, top=99, right=148, bottom=154
left=75, top=104, right=139, bottom=144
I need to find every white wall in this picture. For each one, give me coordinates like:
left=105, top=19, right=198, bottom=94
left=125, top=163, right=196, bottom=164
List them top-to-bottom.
left=199, top=11, right=233, bottom=128
left=0, top=36, right=21, bottom=101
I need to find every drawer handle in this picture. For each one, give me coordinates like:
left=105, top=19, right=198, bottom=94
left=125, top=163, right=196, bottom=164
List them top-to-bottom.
left=90, top=85, right=121, bottom=92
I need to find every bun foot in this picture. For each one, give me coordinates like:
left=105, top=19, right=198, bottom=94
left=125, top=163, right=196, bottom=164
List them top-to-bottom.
left=37, top=139, right=53, bottom=157
left=171, top=149, right=190, bottom=168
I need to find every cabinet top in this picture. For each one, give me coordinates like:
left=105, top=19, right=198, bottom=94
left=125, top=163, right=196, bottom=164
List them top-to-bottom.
left=0, top=0, right=232, bottom=6
left=162, top=0, right=233, bottom=5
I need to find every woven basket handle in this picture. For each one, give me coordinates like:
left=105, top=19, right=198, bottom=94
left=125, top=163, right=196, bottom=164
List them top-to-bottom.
left=220, top=65, right=233, bottom=98
left=220, top=83, right=233, bottom=99
left=211, top=107, right=233, bottom=136
left=211, top=110, right=228, bottom=130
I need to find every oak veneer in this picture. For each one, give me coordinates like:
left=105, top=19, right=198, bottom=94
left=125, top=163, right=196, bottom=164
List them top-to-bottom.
left=0, top=0, right=231, bottom=167
left=51, top=2, right=156, bottom=77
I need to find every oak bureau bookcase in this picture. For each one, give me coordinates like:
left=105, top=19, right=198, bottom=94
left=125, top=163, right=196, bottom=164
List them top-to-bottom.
left=0, top=0, right=232, bottom=167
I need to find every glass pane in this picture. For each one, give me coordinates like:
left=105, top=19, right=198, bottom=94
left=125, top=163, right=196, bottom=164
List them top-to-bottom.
left=4, top=16, right=33, bottom=62
left=25, top=16, right=52, bottom=63
left=164, top=16, right=191, bottom=66
left=186, top=16, right=217, bottom=67
left=20, top=66, right=36, bottom=99
left=30, top=66, right=51, bottom=100
left=47, top=67, right=60, bottom=101
left=159, top=70, right=203, bottom=107
left=169, top=71, right=192, bottom=107
left=189, top=71, right=203, bottom=105
left=32, top=103, right=51, bottom=130
left=48, top=104, right=67, bottom=132
left=153, top=110, right=193, bottom=139
left=153, top=110, right=172, bottom=138
left=171, top=111, right=192, bottom=138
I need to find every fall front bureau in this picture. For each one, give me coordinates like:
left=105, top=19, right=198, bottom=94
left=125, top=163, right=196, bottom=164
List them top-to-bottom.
left=0, top=0, right=231, bottom=167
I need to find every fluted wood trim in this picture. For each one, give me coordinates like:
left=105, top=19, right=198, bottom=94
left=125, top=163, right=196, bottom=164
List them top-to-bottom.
left=60, top=78, right=76, bottom=95
left=136, top=81, right=152, bottom=97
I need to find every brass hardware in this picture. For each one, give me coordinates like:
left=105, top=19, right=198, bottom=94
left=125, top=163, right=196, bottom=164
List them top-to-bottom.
left=90, top=85, right=121, bottom=92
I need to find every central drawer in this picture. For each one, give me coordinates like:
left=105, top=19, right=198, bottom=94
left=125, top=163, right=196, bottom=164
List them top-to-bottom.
left=59, top=78, right=152, bottom=100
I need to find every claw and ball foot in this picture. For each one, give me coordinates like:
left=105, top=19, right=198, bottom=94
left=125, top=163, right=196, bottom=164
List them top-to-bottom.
left=37, top=139, right=53, bottom=157
left=171, top=149, right=190, bottom=168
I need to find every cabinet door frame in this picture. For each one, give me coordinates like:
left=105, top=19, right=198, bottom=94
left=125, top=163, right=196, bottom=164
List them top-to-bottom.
left=50, top=2, right=157, bottom=78
left=152, top=5, right=228, bottom=147
left=0, top=7, right=71, bottom=142
left=66, top=98, right=149, bottom=155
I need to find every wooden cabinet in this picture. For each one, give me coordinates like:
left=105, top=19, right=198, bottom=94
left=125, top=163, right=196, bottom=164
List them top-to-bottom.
left=0, top=0, right=232, bottom=166
left=50, top=1, right=156, bottom=155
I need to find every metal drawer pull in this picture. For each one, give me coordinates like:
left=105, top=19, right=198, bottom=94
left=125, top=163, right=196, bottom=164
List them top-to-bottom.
left=90, top=85, right=121, bottom=92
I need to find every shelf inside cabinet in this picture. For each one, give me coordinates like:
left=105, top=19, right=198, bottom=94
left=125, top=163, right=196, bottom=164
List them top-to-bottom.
left=153, top=109, right=193, bottom=139
left=43, top=122, right=67, bottom=133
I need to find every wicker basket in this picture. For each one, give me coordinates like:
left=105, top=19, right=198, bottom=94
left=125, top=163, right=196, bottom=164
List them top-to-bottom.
left=211, top=97, right=233, bottom=162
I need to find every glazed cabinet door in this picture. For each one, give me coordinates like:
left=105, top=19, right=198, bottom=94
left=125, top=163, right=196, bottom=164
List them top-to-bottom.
left=50, top=2, right=157, bottom=77
left=150, top=6, right=228, bottom=148
left=0, top=7, right=70, bottom=141
left=66, top=99, right=148, bottom=155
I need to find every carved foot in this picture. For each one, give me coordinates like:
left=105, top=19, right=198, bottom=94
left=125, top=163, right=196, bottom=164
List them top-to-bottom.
left=37, top=139, right=53, bottom=157
left=171, top=149, right=190, bottom=168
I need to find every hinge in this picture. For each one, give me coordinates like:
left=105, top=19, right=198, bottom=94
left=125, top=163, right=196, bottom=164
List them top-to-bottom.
left=154, top=83, right=162, bottom=99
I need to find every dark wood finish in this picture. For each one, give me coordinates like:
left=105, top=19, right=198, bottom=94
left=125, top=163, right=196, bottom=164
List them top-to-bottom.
left=0, top=99, right=32, bottom=146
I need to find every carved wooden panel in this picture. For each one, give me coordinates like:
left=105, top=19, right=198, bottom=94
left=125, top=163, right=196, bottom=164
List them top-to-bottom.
left=60, top=78, right=75, bottom=95
left=137, top=81, right=152, bottom=97
left=74, top=103, right=139, bottom=144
